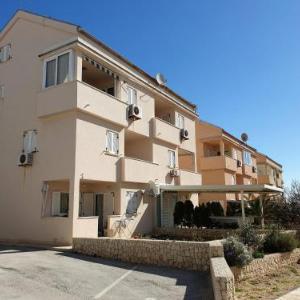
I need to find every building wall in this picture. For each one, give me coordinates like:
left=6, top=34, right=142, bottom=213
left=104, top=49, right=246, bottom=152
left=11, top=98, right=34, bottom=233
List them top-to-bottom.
left=0, top=14, right=77, bottom=245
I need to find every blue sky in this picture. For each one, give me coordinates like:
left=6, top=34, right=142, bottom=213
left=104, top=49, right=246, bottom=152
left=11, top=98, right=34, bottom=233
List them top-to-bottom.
left=2, top=1, right=299, bottom=186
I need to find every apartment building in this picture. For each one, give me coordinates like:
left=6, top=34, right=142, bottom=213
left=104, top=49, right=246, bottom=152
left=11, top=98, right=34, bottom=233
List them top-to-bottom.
left=0, top=11, right=201, bottom=245
left=196, top=120, right=258, bottom=210
left=257, top=152, right=283, bottom=188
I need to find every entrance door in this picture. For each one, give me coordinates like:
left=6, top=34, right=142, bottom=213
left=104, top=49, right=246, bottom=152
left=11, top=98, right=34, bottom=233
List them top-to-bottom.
left=95, top=194, right=104, bottom=236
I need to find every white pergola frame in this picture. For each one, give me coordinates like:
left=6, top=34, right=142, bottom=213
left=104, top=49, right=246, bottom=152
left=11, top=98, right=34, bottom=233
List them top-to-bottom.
left=159, top=184, right=283, bottom=228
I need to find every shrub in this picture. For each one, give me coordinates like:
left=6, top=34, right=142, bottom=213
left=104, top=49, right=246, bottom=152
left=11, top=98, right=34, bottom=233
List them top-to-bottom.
left=183, top=200, right=194, bottom=227
left=173, top=201, right=184, bottom=226
left=209, top=201, right=225, bottom=216
left=193, top=204, right=211, bottom=227
left=239, top=224, right=261, bottom=248
left=263, top=227, right=298, bottom=253
left=223, top=236, right=253, bottom=267
left=252, top=251, right=264, bottom=259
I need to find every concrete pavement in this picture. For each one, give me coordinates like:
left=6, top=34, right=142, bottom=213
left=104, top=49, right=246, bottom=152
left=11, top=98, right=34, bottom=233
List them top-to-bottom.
left=0, top=244, right=213, bottom=299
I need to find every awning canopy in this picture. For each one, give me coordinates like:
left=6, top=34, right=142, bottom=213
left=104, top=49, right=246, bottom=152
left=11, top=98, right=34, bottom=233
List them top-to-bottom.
left=159, top=184, right=283, bottom=194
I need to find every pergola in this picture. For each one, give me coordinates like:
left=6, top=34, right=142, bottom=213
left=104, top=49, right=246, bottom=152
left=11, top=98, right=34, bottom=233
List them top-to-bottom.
left=159, top=184, right=284, bottom=228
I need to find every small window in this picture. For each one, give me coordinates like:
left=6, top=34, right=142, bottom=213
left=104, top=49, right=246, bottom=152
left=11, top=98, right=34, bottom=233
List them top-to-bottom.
left=0, top=44, right=11, bottom=63
left=44, top=51, right=72, bottom=88
left=127, top=86, right=137, bottom=105
left=176, top=113, right=185, bottom=129
left=23, top=130, right=37, bottom=153
left=106, top=130, right=119, bottom=154
left=168, top=150, right=176, bottom=168
left=243, top=151, right=252, bottom=165
left=126, top=191, right=139, bottom=215
left=52, top=192, right=69, bottom=217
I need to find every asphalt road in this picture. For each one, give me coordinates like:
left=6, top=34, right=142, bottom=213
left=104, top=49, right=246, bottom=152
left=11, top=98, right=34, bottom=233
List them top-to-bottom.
left=0, top=244, right=213, bottom=300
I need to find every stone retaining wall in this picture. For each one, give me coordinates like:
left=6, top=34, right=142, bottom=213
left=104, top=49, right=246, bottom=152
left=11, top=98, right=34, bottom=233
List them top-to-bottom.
left=152, top=227, right=298, bottom=241
left=73, top=237, right=215, bottom=271
left=231, top=248, right=300, bottom=281
left=211, top=257, right=235, bottom=300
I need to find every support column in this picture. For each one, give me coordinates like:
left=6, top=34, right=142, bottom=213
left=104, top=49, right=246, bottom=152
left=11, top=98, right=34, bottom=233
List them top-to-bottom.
left=219, top=140, right=225, bottom=156
left=70, top=175, right=81, bottom=238
left=241, top=190, right=245, bottom=224
left=260, top=194, right=265, bottom=229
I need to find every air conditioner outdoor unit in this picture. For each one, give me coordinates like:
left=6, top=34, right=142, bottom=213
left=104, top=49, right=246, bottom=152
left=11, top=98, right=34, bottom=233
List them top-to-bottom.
left=128, top=104, right=142, bottom=120
left=180, top=128, right=189, bottom=140
left=18, top=153, right=33, bottom=166
left=237, top=160, right=242, bottom=167
left=252, top=166, right=257, bottom=173
left=170, top=169, right=180, bottom=177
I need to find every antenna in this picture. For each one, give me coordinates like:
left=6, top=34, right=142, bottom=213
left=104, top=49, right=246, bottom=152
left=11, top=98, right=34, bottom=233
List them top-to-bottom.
left=156, top=73, right=167, bottom=86
left=241, top=133, right=249, bottom=143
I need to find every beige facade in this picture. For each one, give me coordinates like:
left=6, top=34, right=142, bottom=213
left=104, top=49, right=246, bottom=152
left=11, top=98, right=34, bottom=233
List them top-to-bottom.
left=0, top=11, right=201, bottom=245
left=196, top=121, right=259, bottom=209
left=257, top=152, right=283, bottom=188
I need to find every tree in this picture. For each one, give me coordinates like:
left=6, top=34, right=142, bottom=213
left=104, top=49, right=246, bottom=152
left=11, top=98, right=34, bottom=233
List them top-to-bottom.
left=183, top=200, right=194, bottom=227
left=173, top=201, right=184, bottom=226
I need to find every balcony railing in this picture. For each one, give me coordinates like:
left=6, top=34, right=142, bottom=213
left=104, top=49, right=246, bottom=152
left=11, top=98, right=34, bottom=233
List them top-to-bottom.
left=37, top=80, right=128, bottom=127
left=151, top=117, right=180, bottom=146
left=200, top=155, right=238, bottom=172
left=121, top=156, right=159, bottom=183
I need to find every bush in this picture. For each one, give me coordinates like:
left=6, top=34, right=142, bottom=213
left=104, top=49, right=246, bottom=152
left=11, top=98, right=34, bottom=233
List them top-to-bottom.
left=183, top=200, right=194, bottom=227
left=173, top=201, right=184, bottom=226
left=209, top=202, right=225, bottom=216
left=193, top=204, right=211, bottom=228
left=239, top=224, right=262, bottom=248
left=263, top=228, right=298, bottom=253
left=223, top=236, right=253, bottom=267
left=252, top=250, right=264, bottom=259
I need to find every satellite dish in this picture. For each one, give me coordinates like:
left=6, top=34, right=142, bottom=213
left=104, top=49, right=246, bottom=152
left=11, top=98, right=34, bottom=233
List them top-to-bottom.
left=156, top=73, right=167, bottom=86
left=241, top=133, right=249, bottom=143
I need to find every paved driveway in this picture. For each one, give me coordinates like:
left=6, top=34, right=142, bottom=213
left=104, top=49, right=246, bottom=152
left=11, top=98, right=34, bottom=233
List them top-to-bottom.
left=0, top=245, right=213, bottom=300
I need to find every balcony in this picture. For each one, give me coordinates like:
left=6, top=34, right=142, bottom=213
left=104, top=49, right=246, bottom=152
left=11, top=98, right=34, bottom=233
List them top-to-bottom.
left=37, top=81, right=128, bottom=127
left=151, top=117, right=180, bottom=146
left=200, top=155, right=238, bottom=172
left=121, top=157, right=159, bottom=183
left=243, top=164, right=257, bottom=178
left=179, top=169, right=202, bottom=185
left=259, top=174, right=275, bottom=185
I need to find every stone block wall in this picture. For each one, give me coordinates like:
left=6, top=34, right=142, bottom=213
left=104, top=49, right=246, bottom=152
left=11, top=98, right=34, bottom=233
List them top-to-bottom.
left=73, top=237, right=212, bottom=271
left=231, top=248, right=300, bottom=282
left=211, top=257, right=235, bottom=300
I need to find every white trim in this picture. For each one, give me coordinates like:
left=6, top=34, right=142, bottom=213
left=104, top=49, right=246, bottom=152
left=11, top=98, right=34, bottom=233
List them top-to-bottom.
left=42, top=49, right=74, bottom=89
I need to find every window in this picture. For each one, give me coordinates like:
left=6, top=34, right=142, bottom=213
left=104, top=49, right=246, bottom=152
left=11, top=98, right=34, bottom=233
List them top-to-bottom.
left=0, top=44, right=11, bottom=63
left=44, top=51, right=72, bottom=88
left=127, top=86, right=137, bottom=105
left=176, top=113, right=185, bottom=129
left=23, top=130, right=37, bottom=153
left=106, top=130, right=119, bottom=154
left=232, top=148, right=238, bottom=160
left=168, top=150, right=176, bottom=168
left=243, top=151, right=252, bottom=165
left=230, top=174, right=236, bottom=185
left=126, top=191, right=139, bottom=215
left=51, top=192, right=69, bottom=217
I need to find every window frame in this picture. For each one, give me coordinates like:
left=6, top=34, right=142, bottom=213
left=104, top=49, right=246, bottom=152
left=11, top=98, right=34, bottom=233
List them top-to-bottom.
left=0, top=44, right=12, bottom=63
left=42, top=50, right=74, bottom=89
left=127, top=86, right=137, bottom=105
left=175, top=113, right=185, bottom=129
left=106, top=130, right=119, bottom=155
left=168, top=149, right=176, bottom=168
left=243, top=150, right=252, bottom=166
left=51, top=191, right=69, bottom=217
